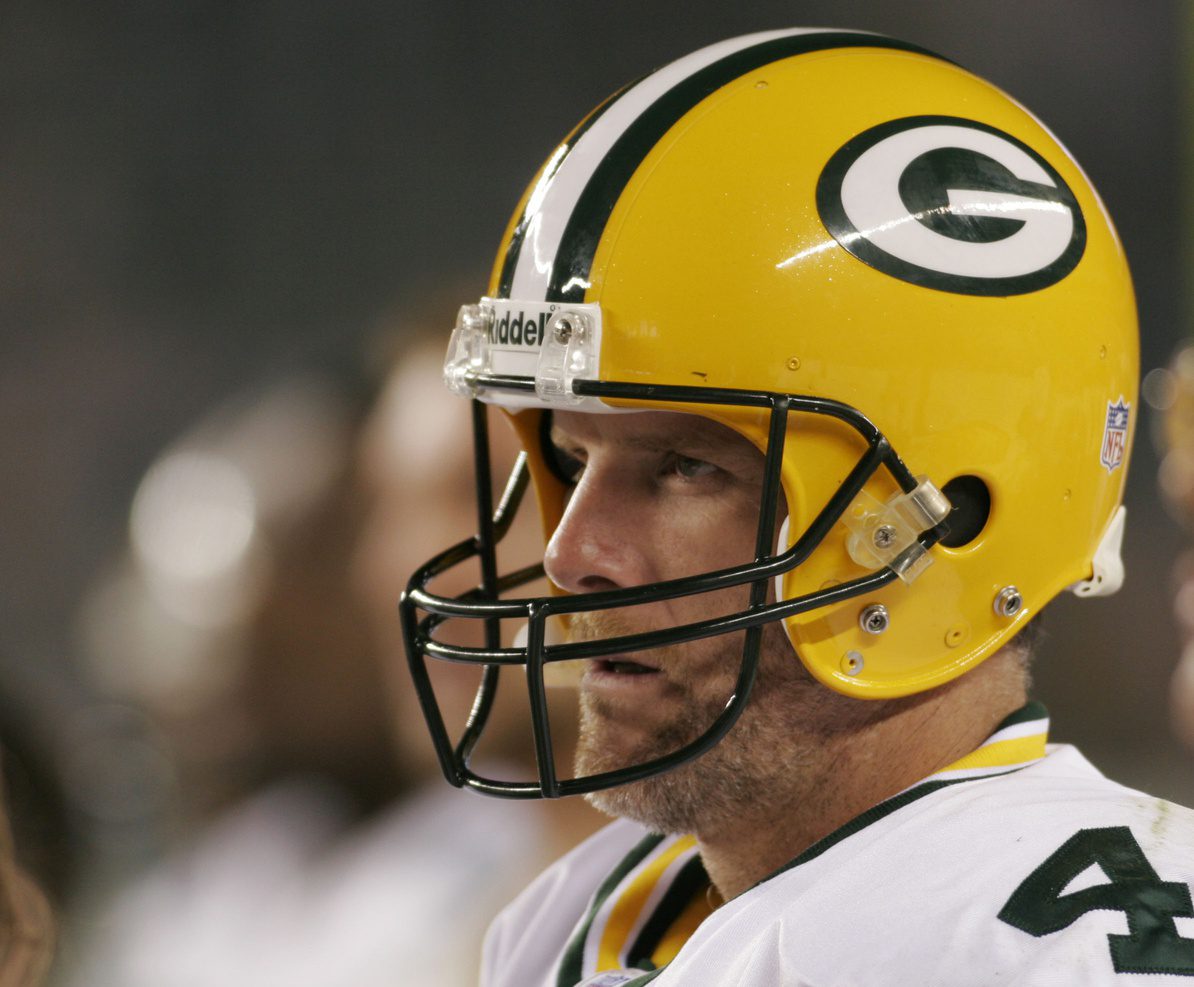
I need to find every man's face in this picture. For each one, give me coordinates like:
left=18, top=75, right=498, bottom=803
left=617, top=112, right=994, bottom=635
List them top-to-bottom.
left=545, top=408, right=768, bottom=752
left=545, top=410, right=878, bottom=836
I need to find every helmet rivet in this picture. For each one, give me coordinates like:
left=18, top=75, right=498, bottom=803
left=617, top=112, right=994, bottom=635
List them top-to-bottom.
left=786, top=356, right=800, bottom=371
left=872, top=524, right=897, bottom=550
left=993, top=586, right=1023, bottom=618
left=859, top=604, right=890, bottom=635
left=841, top=650, right=865, bottom=676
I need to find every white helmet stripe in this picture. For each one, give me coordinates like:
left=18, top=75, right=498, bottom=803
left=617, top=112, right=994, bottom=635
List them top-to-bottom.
left=497, top=29, right=948, bottom=304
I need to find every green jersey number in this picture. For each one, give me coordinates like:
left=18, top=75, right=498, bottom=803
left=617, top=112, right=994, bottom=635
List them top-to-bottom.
left=998, top=826, right=1194, bottom=976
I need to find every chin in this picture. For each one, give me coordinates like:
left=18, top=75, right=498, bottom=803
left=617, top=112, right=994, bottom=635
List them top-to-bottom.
left=576, top=731, right=730, bottom=836
left=583, top=772, right=705, bottom=836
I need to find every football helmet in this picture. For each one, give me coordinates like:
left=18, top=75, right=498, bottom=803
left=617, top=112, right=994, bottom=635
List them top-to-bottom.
left=402, top=28, right=1138, bottom=798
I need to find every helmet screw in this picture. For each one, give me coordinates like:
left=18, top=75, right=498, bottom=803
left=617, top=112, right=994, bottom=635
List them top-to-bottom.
left=460, top=305, right=492, bottom=333
left=553, top=315, right=576, bottom=345
left=872, top=524, right=897, bottom=550
left=993, top=586, right=1023, bottom=618
left=859, top=604, right=890, bottom=635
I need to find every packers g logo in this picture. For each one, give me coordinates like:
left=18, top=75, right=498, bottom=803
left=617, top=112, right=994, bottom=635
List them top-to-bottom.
left=816, top=116, right=1086, bottom=296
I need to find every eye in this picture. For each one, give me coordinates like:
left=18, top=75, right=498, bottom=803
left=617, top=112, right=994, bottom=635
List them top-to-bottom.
left=540, top=413, right=585, bottom=485
left=550, top=445, right=585, bottom=485
left=671, top=455, right=718, bottom=481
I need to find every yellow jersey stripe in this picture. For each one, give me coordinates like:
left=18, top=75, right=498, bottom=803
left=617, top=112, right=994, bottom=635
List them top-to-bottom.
left=940, top=733, right=1048, bottom=774
left=597, top=835, right=697, bottom=970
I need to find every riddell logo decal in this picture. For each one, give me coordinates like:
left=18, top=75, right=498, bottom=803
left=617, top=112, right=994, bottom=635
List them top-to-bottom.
left=489, top=309, right=552, bottom=347
left=1100, top=397, right=1130, bottom=473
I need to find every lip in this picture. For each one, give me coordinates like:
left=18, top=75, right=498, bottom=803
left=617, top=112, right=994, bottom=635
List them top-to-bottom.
left=582, top=656, right=667, bottom=691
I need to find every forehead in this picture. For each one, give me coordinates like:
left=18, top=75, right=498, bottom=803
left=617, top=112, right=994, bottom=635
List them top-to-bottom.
left=550, top=409, right=759, bottom=455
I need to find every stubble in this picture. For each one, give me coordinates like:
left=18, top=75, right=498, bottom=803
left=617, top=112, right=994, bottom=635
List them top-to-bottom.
left=574, top=615, right=888, bottom=839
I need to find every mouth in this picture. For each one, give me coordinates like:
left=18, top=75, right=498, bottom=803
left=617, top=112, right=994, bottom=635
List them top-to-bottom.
left=582, top=656, right=668, bottom=695
left=591, top=657, right=660, bottom=676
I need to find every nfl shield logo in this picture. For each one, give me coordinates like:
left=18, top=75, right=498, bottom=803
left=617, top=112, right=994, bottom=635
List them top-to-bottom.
left=1100, top=397, right=1130, bottom=473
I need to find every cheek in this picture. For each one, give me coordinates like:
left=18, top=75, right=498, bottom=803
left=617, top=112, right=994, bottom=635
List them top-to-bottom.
left=651, top=496, right=762, bottom=584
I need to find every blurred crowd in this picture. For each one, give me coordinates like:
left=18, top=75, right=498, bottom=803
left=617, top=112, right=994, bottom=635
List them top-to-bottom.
left=1, top=330, right=599, bottom=986
left=1155, top=346, right=1194, bottom=748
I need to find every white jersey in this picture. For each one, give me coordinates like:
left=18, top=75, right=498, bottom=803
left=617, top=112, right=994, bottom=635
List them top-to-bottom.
left=482, top=704, right=1194, bottom=987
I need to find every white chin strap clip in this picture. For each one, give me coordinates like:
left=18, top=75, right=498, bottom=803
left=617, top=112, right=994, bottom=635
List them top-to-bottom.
left=1070, top=506, right=1126, bottom=598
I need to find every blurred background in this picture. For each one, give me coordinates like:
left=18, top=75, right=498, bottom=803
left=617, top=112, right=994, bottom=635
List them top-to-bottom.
left=2, top=0, right=1192, bottom=983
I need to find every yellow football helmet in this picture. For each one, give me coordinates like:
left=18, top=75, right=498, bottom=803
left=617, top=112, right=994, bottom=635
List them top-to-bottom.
left=403, top=28, right=1138, bottom=798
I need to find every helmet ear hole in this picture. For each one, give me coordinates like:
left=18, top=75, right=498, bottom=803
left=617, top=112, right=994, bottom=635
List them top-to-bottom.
left=940, top=475, right=991, bottom=548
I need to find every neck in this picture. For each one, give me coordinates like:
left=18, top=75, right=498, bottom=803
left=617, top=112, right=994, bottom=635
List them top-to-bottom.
left=697, top=649, right=1027, bottom=901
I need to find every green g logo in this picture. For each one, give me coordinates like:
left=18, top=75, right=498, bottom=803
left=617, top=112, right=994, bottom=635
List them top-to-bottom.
left=817, top=115, right=1086, bottom=296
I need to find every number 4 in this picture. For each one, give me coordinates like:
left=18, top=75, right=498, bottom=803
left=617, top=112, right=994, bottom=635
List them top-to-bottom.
left=998, top=826, right=1194, bottom=976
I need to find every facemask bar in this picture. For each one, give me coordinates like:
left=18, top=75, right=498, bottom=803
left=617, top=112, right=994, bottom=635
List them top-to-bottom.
left=401, top=376, right=945, bottom=799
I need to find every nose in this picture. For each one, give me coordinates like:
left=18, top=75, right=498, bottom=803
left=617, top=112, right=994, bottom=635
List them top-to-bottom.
left=543, top=464, right=653, bottom=594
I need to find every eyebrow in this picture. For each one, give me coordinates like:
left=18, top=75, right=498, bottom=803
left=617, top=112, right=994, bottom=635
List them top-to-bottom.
left=548, top=421, right=762, bottom=463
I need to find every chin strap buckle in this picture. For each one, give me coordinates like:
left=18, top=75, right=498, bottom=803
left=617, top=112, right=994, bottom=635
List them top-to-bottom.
left=843, top=477, right=952, bottom=583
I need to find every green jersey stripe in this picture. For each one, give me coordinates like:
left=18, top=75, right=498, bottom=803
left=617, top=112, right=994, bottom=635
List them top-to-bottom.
left=556, top=832, right=666, bottom=987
